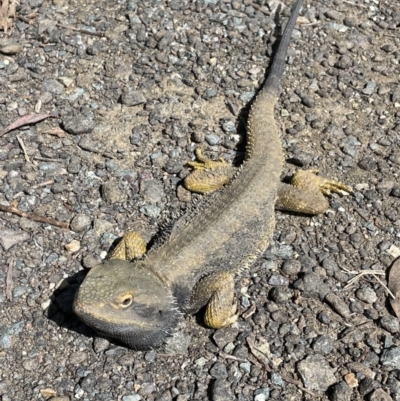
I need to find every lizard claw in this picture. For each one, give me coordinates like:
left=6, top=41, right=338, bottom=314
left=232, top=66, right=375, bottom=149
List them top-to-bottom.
left=292, top=169, right=352, bottom=196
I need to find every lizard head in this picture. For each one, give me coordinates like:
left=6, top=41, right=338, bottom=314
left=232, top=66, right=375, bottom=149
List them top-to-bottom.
left=73, top=258, right=181, bottom=350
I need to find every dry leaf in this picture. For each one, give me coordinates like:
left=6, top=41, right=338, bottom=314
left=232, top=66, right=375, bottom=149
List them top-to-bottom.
left=0, top=0, right=18, bottom=33
left=0, top=43, right=21, bottom=54
left=0, top=113, right=54, bottom=136
left=40, top=127, right=67, bottom=138
left=388, top=257, right=400, bottom=319
left=247, top=336, right=271, bottom=366
left=344, top=373, right=358, bottom=388
left=40, top=388, right=57, bottom=398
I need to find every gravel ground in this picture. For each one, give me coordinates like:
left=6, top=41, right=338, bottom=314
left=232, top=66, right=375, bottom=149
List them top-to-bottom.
left=1, top=0, right=400, bottom=400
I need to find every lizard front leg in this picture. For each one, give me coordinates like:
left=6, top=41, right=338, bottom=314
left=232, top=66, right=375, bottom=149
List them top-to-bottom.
left=184, top=148, right=235, bottom=194
left=276, top=169, right=352, bottom=214
left=108, top=231, right=146, bottom=261
left=188, top=271, right=238, bottom=329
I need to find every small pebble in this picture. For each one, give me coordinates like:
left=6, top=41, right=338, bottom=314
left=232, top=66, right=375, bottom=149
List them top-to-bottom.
left=0, top=44, right=22, bottom=55
left=363, top=81, right=376, bottom=95
left=205, top=134, right=221, bottom=145
left=69, top=214, right=91, bottom=232
left=0, top=229, right=30, bottom=250
left=65, top=240, right=80, bottom=253
left=356, top=287, right=377, bottom=304
left=380, top=315, right=400, bottom=334
left=380, top=346, right=400, bottom=369
left=297, top=355, right=336, bottom=391
left=195, top=357, right=208, bottom=367
left=344, top=373, right=358, bottom=388
left=329, top=382, right=352, bottom=401
left=254, top=388, right=270, bottom=401
left=122, top=395, right=142, bottom=401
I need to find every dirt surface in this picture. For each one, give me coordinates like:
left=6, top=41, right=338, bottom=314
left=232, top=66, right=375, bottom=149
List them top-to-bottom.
left=1, top=0, right=400, bottom=400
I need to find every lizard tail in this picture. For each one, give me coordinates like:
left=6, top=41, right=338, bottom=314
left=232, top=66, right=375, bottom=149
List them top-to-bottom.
left=263, top=0, right=303, bottom=95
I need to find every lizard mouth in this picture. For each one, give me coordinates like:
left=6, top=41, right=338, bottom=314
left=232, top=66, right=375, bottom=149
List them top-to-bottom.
left=74, top=301, right=178, bottom=350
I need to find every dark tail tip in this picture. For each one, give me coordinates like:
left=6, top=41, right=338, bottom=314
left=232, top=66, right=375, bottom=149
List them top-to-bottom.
left=263, top=0, right=303, bottom=94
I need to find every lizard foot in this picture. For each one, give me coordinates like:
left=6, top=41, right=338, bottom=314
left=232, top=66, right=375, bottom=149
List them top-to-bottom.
left=183, top=148, right=235, bottom=194
left=276, top=169, right=352, bottom=215
left=291, top=169, right=352, bottom=196
left=108, top=231, right=146, bottom=261
left=189, top=271, right=237, bottom=329
left=205, top=301, right=238, bottom=328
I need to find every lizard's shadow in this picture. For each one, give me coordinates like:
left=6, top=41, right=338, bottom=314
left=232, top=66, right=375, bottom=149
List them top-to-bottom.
left=46, top=270, right=95, bottom=339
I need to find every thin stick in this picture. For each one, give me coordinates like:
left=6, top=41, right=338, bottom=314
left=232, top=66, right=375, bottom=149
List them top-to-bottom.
left=342, top=0, right=368, bottom=7
left=250, top=3, right=269, bottom=16
left=18, top=15, right=29, bottom=23
left=19, top=15, right=105, bottom=37
left=302, top=21, right=321, bottom=27
left=56, top=23, right=105, bottom=37
left=40, top=127, right=67, bottom=138
left=16, top=134, right=36, bottom=169
left=33, top=156, right=63, bottom=163
left=13, top=179, right=55, bottom=199
left=33, top=179, right=54, bottom=188
left=0, top=204, right=69, bottom=229
left=355, top=208, right=370, bottom=222
left=6, top=257, right=14, bottom=301
left=344, top=269, right=386, bottom=285
left=371, top=272, right=395, bottom=299
left=219, top=351, right=249, bottom=363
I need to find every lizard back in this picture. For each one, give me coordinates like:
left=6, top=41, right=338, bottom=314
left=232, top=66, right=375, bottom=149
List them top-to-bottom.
left=143, top=0, right=303, bottom=290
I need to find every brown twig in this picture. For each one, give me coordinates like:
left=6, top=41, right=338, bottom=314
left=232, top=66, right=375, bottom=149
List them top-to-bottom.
left=342, top=0, right=368, bottom=7
left=250, top=3, right=270, bottom=16
left=17, top=15, right=32, bottom=24
left=19, top=15, right=103, bottom=36
left=301, top=21, right=321, bottom=27
left=56, top=23, right=105, bottom=37
left=40, top=127, right=67, bottom=138
left=16, top=134, right=36, bottom=169
left=33, top=156, right=63, bottom=163
left=13, top=179, right=55, bottom=199
left=0, top=204, right=69, bottom=229
left=355, top=208, right=370, bottom=222
left=6, top=257, right=14, bottom=301
left=343, top=269, right=394, bottom=298
left=335, top=321, right=375, bottom=343
left=247, top=336, right=317, bottom=397
left=219, top=351, right=249, bottom=363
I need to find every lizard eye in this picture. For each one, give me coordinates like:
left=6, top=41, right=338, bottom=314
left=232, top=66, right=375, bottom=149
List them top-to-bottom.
left=121, top=295, right=133, bottom=308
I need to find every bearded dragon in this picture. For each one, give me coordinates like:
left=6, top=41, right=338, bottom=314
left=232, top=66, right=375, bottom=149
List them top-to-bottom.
left=73, top=0, right=351, bottom=350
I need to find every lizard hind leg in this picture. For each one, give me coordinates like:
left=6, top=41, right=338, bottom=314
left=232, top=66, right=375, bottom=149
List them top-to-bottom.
left=183, top=148, right=235, bottom=194
left=276, top=169, right=352, bottom=215
left=292, top=169, right=352, bottom=196
left=108, top=231, right=147, bottom=261
left=189, top=271, right=238, bottom=329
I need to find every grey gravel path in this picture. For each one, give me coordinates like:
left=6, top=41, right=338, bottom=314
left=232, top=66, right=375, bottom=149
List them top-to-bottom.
left=0, top=0, right=400, bottom=400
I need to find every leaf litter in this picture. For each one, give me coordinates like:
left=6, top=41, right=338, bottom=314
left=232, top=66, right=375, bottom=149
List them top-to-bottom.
left=0, top=0, right=18, bottom=33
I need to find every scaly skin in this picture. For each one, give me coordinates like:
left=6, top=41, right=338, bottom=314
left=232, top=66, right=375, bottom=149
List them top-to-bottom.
left=73, top=0, right=351, bottom=350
